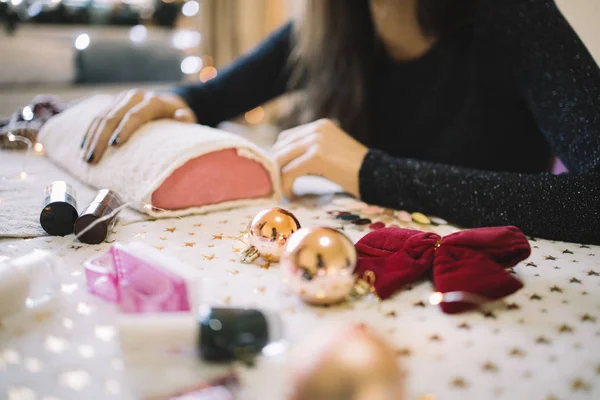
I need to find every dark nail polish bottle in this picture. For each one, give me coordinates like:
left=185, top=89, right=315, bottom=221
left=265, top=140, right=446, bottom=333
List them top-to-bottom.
left=40, top=181, right=79, bottom=236
left=73, top=189, right=122, bottom=244
left=118, top=306, right=285, bottom=364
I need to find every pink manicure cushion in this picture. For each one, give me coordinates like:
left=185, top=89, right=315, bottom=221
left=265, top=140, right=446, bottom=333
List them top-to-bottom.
left=152, top=148, right=272, bottom=210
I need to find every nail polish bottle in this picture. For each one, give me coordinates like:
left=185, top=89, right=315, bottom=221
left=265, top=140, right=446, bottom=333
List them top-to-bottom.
left=40, top=181, right=78, bottom=236
left=74, top=189, right=122, bottom=244
left=118, top=306, right=285, bottom=364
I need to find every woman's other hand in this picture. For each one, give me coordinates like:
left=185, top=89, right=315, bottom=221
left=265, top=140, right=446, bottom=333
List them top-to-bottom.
left=81, top=90, right=196, bottom=164
left=272, top=119, right=369, bottom=199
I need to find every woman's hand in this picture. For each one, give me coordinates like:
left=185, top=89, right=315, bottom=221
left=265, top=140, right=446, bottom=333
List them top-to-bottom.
left=81, top=89, right=196, bottom=164
left=272, top=119, right=369, bottom=199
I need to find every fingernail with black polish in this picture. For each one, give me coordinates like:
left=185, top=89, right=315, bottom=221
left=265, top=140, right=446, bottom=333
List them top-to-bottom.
left=86, top=152, right=94, bottom=163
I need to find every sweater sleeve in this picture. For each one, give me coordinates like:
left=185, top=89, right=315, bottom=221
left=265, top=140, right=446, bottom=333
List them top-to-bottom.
left=359, top=0, right=600, bottom=244
left=172, top=22, right=294, bottom=127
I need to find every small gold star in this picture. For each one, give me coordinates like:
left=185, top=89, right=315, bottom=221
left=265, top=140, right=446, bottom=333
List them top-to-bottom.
left=219, top=220, right=229, bottom=224
left=193, top=223, right=203, bottom=228
left=165, top=227, right=176, bottom=233
left=133, top=232, right=147, bottom=238
left=188, top=232, right=195, bottom=236
left=212, top=234, right=223, bottom=240
left=160, top=236, right=167, bottom=241
left=105, top=239, right=116, bottom=244
left=184, top=242, right=195, bottom=248
left=208, top=244, right=215, bottom=248
left=70, top=245, right=83, bottom=250
left=580, top=245, right=590, bottom=249
left=153, top=246, right=165, bottom=251
left=232, top=247, right=242, bottom=253
left=562, top=249, right=574, bottom=254
left=203, top=254, right=215, bottom=261
left=545, top=255, right=557, bottom=260
left=258, top=261, right=272, bottom=270
left=526, top=262, right=538, bottom=267
left=229, top=270, right=240, bottom=275
left=587, top=270, right=599, bottom=276
left=570, top=277, right=582, bottom=284
left=550, top=285, right=563, bottom=293
left=254, top=286, right=267, bottom=294
left=582, top=291, right=589, bottom=295
left=530, top=294, right=543, bottom=300
left=223, top=296, right=232, bottom=305
left=414, top=301, right=426, bottom=307
left=507, top=303, right=521, bottom=310
left=284, top=306, right=296, bottom=314
left=385, top=311, right=397, bottom=317
left=483, top=311, right=496, bottom=319
left=581, top=314, right=597, bottom=323
left=517, top=318, right=525, bottom=324
left=457, top=322, right=471, bottom=330
left=558, top=324, right=574, bottom=333
left=429, top=334, right=442, bottom=342
left=536, top=336, right=551, bottom=344
left=509, top=347, right=526, bottom=357
left=395, top=348, right=412, bottom=357
left=482, top=362, right=499, bottom=373
left=450, top=377, right=468, bottom=389
left=571, top=378, right=591, bottom=392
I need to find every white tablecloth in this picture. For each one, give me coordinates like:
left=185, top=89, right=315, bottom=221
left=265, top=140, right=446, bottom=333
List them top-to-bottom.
left=1, top=165, right=600, bottom=400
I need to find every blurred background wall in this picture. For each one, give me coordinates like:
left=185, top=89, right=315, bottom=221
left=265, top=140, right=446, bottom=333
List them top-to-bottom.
left=0, top=0, right=598, bottom=122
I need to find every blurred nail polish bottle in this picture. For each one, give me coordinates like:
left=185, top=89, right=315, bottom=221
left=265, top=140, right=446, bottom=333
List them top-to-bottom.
left=40, top=181, right=78, bottom=236
left=74, top=189, right=122, bottom=244
left=118, top=306, right=285, bottom=364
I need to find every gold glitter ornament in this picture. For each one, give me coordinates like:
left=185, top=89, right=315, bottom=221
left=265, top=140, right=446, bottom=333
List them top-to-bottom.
left=239, top=208, right=301, bottom=263
left=281, top=227, right=357, bottom=305
left=290, top=324, right=404, bottom=400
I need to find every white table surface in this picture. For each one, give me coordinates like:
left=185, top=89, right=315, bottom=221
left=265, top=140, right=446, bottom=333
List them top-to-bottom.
left=1, top=153, right=600, bottom=400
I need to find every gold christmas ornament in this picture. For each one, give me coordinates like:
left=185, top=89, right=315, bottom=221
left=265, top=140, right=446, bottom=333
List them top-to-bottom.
left=239, top=207, right=301, bottom=264
left=281, top=227, right=357, bottom=305
left=290, top=324, right=405, bottom=400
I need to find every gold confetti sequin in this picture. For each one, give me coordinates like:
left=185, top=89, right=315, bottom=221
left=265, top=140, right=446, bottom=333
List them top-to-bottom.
left=411, top=212, right=431, bottom=225
left=193, top=223, right=203, bottom=228
left=165, top=227, right=176, bottom=233
left=133, top=232, right=146, bottom=238
left=188, top=232, right=195, bottom=236
left=212, top=234, right=223, bottom=240
left=184, top=242, right=196, bottom=248
left=203, top=254, right=215, bottom=261
left=570, top=277, right=582, bottom=284
left=550, top=285, right=563, bottom=292
left=581, top=314, right=597, bottom=323
left=558, top=324, right=574, bottom=333
left=396, top=348, right=412, bottom=357
left=509, top=348, right=526, bottom=357
left=482, top=362, right=499, bottom=373
left=450, top=377, right=468, bottom=389
left=571, top=378, right=591, bottom=392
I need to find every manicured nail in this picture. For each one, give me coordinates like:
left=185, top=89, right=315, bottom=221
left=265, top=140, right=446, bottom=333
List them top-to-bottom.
left=109, top=136, right=120, bottom=146
left=81, top=138, right=86, bottom=148
left=86, top=152, right=94, bottom=163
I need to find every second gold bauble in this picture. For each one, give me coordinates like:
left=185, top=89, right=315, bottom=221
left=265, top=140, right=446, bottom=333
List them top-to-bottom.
left=281, top=227, right=357, bottom=305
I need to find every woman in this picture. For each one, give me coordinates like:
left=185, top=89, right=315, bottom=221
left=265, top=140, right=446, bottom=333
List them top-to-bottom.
left=81, top=0, right=600, bottom=244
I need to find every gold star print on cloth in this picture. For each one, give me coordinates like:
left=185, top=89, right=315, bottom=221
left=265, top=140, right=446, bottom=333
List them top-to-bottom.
left=0, top=198, right=599, bottom=399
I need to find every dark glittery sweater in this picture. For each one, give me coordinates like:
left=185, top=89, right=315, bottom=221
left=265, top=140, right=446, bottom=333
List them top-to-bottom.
left=174, top=0, right=600, bottom=245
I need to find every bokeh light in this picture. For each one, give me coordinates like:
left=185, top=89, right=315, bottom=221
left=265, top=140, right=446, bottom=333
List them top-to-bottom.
left=181, top=1, right=200, bottom=17
left=129, top=25, right=147, bottom=44
left=172, top=30, right=201, bottom=50
left=74, top=34, right=90, bottom=51
left=180, top=56, right=203, bottom=74
left=199, top=66, right=218, bottom=82
left=245, top=107, right=265, bottom=125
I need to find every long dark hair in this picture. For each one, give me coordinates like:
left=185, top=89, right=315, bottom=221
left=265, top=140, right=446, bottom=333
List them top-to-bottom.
left=289, top=0, right=475, bottom=144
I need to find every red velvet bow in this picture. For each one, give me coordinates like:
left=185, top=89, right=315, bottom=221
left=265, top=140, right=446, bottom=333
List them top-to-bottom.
left=354, top=226, right=531, bottom=313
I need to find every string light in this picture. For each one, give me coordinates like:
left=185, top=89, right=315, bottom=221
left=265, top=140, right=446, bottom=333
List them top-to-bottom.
left=74, top=34, right=90, bottom=51
left=3, top=132, right=32, bottom=180
left=429, top=292, right=443, bottom=305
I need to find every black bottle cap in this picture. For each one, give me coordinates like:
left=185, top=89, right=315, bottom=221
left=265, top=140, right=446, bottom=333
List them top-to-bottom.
left=39, top=181, right=78, bottom=236
left=199, top=307, right=270, bottom=363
